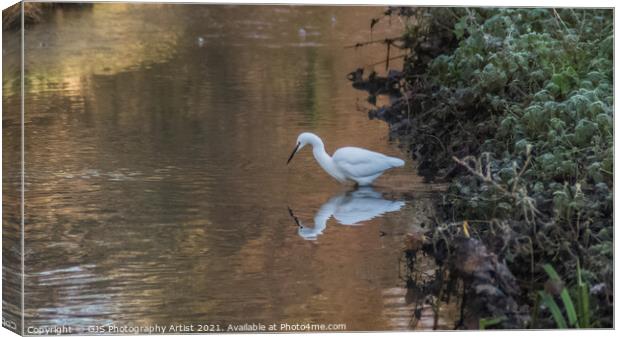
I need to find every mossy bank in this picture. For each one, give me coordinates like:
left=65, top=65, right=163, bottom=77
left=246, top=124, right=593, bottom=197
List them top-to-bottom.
left=352, top=8, right=613, bottom=328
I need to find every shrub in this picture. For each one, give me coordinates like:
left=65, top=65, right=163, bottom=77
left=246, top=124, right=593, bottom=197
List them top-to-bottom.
left=364, top=8, right=613, bottom=327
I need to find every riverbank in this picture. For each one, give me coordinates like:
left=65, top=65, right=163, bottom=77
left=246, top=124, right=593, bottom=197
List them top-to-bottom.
left=3, top=2, right=46, bottom=29
left=2, top=3, right=92, bottom=30
left=352, top=7, right=613, bottom=329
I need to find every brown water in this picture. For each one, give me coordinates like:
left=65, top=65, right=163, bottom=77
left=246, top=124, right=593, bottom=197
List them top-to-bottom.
left=3, top=4, right=448, bottom=332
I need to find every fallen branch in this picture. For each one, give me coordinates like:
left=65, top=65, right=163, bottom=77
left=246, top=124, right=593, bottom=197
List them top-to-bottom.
left=344, top=36, right=404, bottom=49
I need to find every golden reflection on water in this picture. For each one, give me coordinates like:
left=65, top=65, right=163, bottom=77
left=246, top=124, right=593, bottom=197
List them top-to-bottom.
left=3, top=3, right=454, bottom=331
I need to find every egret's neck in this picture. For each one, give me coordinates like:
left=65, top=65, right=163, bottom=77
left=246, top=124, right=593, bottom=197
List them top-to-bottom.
left=310, top=140, right=346, bottom=183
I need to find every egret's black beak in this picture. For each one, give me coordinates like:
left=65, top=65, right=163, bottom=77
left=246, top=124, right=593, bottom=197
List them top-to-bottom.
left=287, top=142, right=300, bottom=165
left=288, top=207, right=302, bottom=227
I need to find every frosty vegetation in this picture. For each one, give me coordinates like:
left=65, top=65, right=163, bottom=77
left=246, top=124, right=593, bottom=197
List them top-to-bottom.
left=355, top=8, right=613, bottom=328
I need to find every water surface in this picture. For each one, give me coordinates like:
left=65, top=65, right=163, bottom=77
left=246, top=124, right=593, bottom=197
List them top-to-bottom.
left=3, top=4, right=446, bottom=331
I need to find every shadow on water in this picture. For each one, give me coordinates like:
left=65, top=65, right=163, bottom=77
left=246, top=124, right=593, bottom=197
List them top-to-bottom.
left=288, top=187, right=405, bottom=241
left=398, top=233, right=463, bottom=330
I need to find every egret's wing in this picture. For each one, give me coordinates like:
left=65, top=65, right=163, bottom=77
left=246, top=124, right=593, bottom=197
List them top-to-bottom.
left=333, top=147, right=403, bottom=179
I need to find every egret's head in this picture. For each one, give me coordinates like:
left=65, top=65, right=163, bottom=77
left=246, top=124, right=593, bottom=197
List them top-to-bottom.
left=287, top=132, right=319, bottom=164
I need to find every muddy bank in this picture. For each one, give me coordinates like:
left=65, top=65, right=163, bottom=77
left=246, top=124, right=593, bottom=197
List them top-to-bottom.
left=2, top=3, right=92, bottom=30
left=352, top=7, right=613, bottom=329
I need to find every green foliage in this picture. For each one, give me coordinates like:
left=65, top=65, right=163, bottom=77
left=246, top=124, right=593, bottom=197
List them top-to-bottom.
left=382, top=8, right=612, bottom=327
left=575, top=261, right=591, bottom=328
left=538, top=264, right=592, bottom=328
left=538, top=291, right=568, bottom=328
left=479, top=316, right=506, bottom=330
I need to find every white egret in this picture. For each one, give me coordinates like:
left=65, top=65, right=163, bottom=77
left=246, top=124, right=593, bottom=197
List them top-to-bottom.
left=287, top=132, right=405, bottom=186
left=289, top=187, right=406, bottom=240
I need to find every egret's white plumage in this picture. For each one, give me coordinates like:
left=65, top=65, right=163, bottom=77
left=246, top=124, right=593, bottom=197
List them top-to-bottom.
left=287, top=132, right=404, bottom=186
left=294, top=187, right=405, bottom=240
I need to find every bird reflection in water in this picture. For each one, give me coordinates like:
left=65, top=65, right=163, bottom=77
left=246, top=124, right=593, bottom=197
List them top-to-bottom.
left=288, top=187, right=405, bottom=240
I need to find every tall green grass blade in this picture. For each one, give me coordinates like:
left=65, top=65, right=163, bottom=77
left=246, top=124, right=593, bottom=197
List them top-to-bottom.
left=576, top=261, right=590, bottom=328
left=543, top=264, right=561, bottom=281
left=543, top=264, right=577, bottom=327
left=577, top=283, right=590, bottom=328
left=560, top=289, right=578, bottom=327
left=539, top=291, right=567, bottom=328
left=479, top=316, right=505, bottom=330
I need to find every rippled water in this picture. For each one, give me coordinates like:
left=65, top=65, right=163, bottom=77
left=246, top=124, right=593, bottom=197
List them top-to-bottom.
left=3, top=4, right=447, bottom=332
